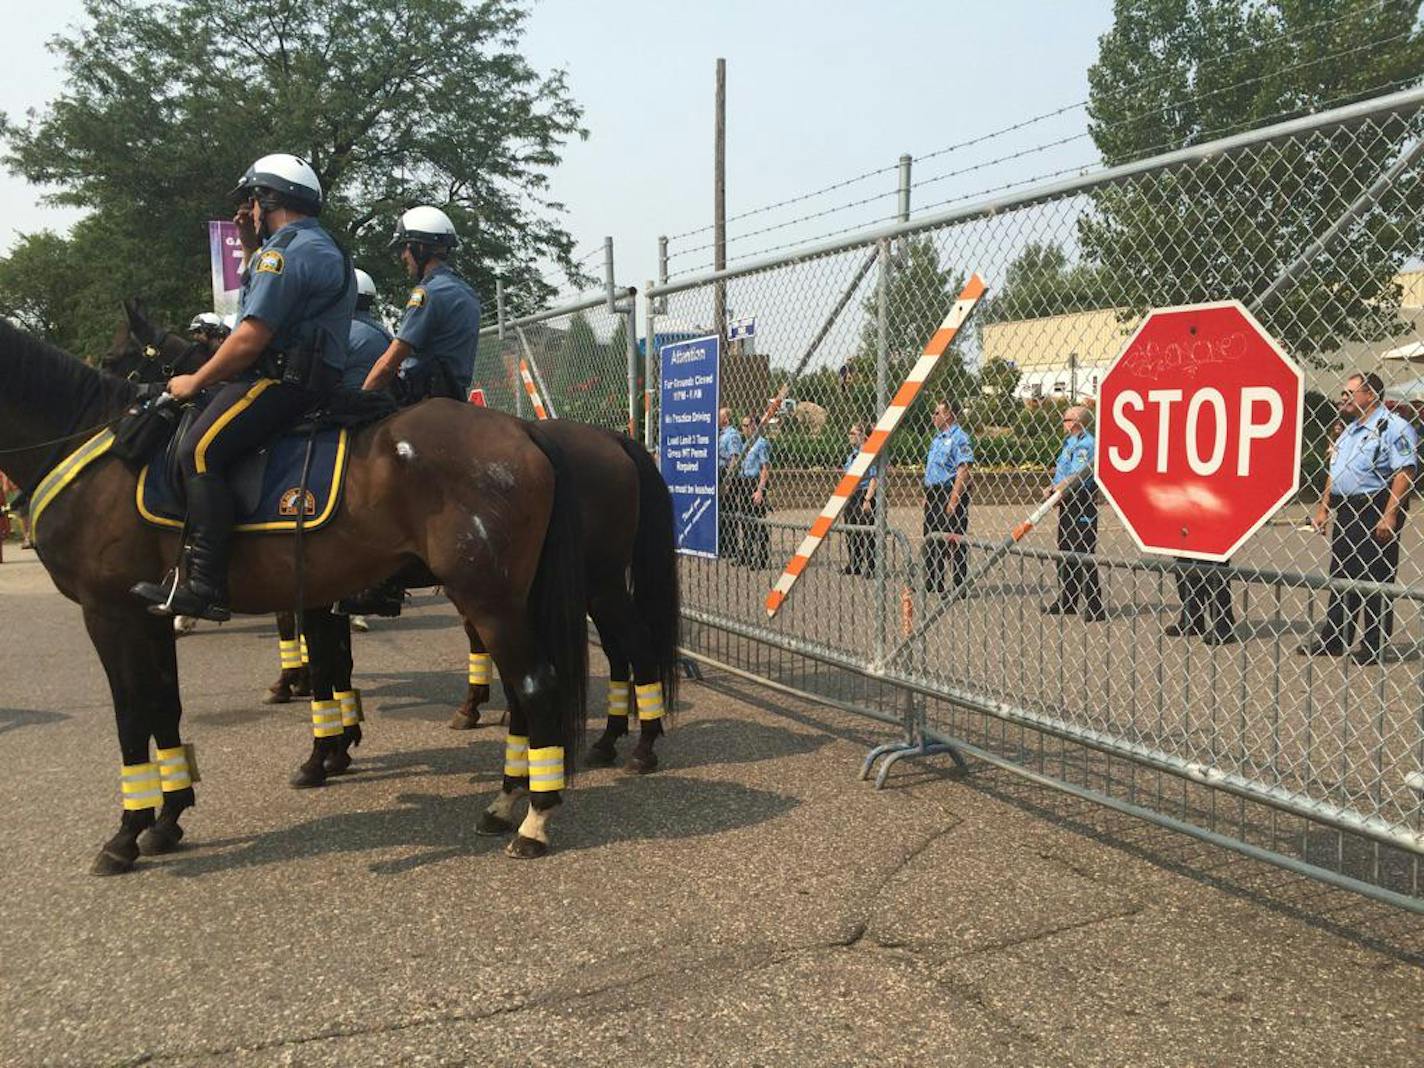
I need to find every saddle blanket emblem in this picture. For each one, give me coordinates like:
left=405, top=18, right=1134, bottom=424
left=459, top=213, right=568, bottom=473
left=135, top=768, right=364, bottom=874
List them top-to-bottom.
left=137, top=428, right=350, bottom=533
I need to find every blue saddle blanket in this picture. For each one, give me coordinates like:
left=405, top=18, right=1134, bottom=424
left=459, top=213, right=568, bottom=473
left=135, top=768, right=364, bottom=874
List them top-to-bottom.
left=136, top=427, right=350, bottom=533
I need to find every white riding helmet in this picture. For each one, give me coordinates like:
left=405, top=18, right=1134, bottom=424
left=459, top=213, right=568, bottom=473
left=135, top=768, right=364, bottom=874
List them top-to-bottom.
left=229, top=153, right=323, bottom=215
left=390, top=205, right=459, bottom=250
left=354, top=268, right=378, bottom=299
left=187, top=311, right=227, bottom=334
left=221, top=313, right=237, bottom=332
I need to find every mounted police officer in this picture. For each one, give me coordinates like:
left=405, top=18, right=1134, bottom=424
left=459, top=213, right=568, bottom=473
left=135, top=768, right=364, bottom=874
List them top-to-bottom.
left=133, top=153, right=355, bottom=622
left=362, top=206, right=481, bottom=402
left=344, top=268, right=393, bottom=390
left=187, top=312, right=231, bottom=359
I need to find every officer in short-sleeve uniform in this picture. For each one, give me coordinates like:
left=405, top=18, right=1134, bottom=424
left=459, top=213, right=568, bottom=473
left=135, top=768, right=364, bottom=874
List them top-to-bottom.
left=133, top=153, right=354, bottom=622
left=362, top=206, right=480, bottom=403
left=344, top=268, right=393, bottom=390
left=1302, top=373, right=1418, bottom=664
left=923, top=399, right=973, bottom=594
left=1043, top=406, right=1103, bottom=620
left=717, top=408, right=744, bottom=562
left=736, top=417, right=772, bottom=568
left=841, top=422, right=879, bottom=577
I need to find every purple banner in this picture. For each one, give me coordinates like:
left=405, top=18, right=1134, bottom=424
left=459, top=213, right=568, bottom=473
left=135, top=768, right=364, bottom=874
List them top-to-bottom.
left=208, top=220, right=244, bottom=315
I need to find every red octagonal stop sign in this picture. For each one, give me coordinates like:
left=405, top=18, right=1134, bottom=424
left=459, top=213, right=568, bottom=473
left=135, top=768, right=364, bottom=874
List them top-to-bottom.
left=1095, top=301, right=1303, bottom=561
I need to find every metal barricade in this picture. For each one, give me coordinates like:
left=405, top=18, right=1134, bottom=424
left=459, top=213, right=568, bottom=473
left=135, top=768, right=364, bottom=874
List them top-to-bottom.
left=644, top=85, right=1424, bottom=910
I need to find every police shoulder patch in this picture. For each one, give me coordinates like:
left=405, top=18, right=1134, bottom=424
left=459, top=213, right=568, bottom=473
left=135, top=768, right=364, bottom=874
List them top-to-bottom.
left=255, top=250, right=285, bottom=275
left=406, top=287, right=427, bottom=309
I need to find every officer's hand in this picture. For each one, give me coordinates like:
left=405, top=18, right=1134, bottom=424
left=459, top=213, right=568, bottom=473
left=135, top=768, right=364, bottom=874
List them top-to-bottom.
left=233, top=205, right=260, bottom=253
left=167, top=374, right=202, bottom=403
left=1043, top=486, right=1054, bottom=500
left=752, top=489, right=764, bottom=506
left=861, top=498, right=872, bottom=514
left=1311, top=506, right=1329, bottom=534
left=1374, top=514, right=1398, bottom=544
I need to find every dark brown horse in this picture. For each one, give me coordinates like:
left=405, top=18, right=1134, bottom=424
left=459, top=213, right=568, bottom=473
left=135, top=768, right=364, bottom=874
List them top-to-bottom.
left=0, top=319, right=586, bottom=873
left=455, top=421, right=680, bottom=774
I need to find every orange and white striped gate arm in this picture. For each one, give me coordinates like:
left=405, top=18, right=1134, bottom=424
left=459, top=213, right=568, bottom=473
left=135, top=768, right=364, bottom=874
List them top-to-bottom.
left=764, top=273, right=988, bottom=619
left=518, top=359, right=550, bottom=420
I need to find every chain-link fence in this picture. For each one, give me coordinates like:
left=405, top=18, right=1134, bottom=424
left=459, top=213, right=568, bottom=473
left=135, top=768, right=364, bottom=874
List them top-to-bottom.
left=647, top=85, right=1424, bottom=910
left=473, top=284, right=638, bottom=434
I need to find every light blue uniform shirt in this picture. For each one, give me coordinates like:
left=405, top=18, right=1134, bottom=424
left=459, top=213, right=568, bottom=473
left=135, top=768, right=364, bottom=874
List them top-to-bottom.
left=239, top=216, right=355, bottom=374
left=395, top=264, right=481, bottom=394
left=343, top=311, right=393, bottom=390
left=1330, top=404, right=1418, bottom=497
left=925, top=425, right=974, bottom=486
left=718, top=426, right=743, bottom=470
left=1053, top=430, right=1095, bottom=491
left=739, top=436, right=771, bottom=479
left=844, top=449, right=878, bottom=490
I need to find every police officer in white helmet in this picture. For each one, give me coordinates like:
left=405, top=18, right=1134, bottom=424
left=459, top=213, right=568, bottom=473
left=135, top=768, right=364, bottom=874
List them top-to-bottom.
left=361, top=206, right=481, bottom=402
left=343, top=268, right=393, bottom=390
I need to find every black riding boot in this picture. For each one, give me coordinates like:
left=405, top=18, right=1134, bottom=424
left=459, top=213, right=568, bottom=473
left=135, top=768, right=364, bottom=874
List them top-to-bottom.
left=132, top=474, right=233, bottom=622
left=335, top=576, right=405, bottom=618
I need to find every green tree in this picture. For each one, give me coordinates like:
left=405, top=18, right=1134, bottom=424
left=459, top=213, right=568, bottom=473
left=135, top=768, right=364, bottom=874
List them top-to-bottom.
left=2, top=0, right=589, bottom=358
left=1082, top=0, right=1424, bottom=361
left=857, top=237, right=974, bottom=405
left=990, top=242, right=1111, bottom=322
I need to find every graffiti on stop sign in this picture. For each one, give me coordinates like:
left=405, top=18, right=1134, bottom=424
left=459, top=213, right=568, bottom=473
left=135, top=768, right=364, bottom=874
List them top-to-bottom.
left=1095, top=301, right=1304, bottom=561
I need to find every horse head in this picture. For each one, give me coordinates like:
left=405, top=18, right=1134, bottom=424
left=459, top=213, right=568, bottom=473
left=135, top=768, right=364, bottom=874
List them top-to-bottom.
left=102, top=298, right=202, bottom=383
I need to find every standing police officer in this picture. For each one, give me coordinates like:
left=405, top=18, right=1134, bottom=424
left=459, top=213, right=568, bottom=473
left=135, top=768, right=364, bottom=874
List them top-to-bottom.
left=133, top=153, right=355, bottom=621
left=362, top=206, right=480, bottom=402
left=344, top=268, right=393, bottom=390
left=1300, top=372, right=1417, bottom=665
left=923, top=399, right=973, bottom=594
left=1043, top=405, right=1103, bottom=620
left=717, top=407, right=743, bottom=562
left=736, top=414, right=772, bottom=569
left=841, top=421, right=879, bottom=578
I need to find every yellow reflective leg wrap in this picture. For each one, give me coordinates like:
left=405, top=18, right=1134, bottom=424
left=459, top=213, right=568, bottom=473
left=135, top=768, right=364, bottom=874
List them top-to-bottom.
left=300, top=635, right=310, bottom=666
left=279, top=638, right=302, bottom=670
left=468, top=652, right=492, bottom=687
left=608, top=682, right=630, bottom=719
left=635, top=682, right=665, bottom=722
left=336, top=689, right=364, bottom=726
left=310, top=699, right=343, bottom=738
left=504, top=734, right=529, bottom=778
left=154, top=745, right=195, bottom=793
left=528, top=746, right=566, bottom=793
left=120, top=761, right=162, bottom=811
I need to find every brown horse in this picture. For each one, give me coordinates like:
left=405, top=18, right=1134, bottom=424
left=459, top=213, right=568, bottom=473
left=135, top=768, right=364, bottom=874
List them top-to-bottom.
left=0, top=319, right=586, bottom=874
left=454, top=421, right=680, bottom=774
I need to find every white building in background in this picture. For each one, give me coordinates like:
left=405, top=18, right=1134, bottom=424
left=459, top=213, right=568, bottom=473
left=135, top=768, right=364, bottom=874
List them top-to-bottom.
left=980, top=270, right=1424, bottom=402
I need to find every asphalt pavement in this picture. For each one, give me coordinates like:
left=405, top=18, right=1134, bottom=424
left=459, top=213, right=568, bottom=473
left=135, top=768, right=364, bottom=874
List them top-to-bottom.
left=0, top=549, right=1420, bottom=1067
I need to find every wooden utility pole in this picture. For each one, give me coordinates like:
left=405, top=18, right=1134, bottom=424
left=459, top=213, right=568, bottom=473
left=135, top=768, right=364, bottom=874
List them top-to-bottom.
left=714, top=57, right=727, bottom=351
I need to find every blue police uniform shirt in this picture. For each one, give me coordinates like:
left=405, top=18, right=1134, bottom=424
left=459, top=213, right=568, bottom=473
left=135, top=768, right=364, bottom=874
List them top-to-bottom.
left=240, top=216, right=355, bottom=374
left=396, top=264, right=482, bottom=392
left=343, top=311, right=393, bottom=390
left=1330, top=404, right=1418, bottom=496
left=925, top=424, right=974, bottom=486
left=718, top=426, right=743, bottom=469
left=1054, top=430, right=1095, bottom=490
left=740, top=436, right=771, bottom=479
left=844, top=449, right=878, bottom=490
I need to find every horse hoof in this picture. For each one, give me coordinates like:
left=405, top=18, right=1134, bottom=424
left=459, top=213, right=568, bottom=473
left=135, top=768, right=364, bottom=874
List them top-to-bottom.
left=448, top=709, right=481, bottom=730
left=586, top=742, right=618, bottom=767
left=323, top=749, right=353, bottom=776
left=626, top=750, right=659, bottom=775
left=290, top=763, right=328, bottom=789
left=476, top=812, right=515, bottom=836
left=137, top=820, right=184, bottom=856
left=505, top=835, right=549, bottom=859
left=91, top=845, right=138, bottom=876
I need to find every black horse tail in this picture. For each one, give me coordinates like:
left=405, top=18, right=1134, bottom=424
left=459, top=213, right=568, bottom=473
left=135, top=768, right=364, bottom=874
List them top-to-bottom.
left=524, top=424, right=589, bottom=774
left=616, top=434, right=681, bottom=715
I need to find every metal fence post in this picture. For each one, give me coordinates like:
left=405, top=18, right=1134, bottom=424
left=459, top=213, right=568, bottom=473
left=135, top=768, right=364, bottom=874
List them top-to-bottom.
left=896, top=153, right=912, bottom=262
left=604, top=236, right=616, bottom=312
left=657, top=236, right=669, bottom=314
left=874, top=238, right=891, bottom=662
left=498, top=278, right=521, bottom=419
left=644, top=281, right=657, bottom=449
left=624, top=294, right=639, bottom=440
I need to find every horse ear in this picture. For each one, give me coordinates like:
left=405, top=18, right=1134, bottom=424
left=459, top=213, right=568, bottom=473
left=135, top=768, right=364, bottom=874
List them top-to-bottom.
left=125, top=298, right=143, bottom=330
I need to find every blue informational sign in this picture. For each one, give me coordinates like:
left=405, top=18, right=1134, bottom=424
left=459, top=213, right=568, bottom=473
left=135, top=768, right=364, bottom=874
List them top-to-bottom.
left=659, top=334, right=720, bottom=558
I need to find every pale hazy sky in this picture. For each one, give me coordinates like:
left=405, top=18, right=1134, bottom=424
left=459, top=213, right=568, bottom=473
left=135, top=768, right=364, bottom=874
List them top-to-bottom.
left=0, top=0, right=1116, bottom=294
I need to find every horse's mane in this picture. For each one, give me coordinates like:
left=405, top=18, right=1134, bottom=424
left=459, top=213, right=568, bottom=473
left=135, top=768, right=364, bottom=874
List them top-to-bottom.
left=0, top=318, right=139, bottom=425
